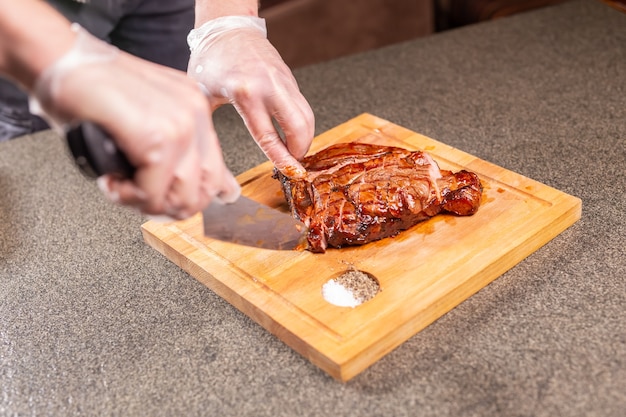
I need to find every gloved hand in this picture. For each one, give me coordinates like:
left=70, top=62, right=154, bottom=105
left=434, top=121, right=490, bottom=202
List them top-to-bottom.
left=187, top=16, right=315, bottom=177
left=30, top=24, right=240, bottom=220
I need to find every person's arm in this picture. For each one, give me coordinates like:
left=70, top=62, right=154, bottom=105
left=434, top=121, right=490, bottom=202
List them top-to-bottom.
left=0, top=0, right=240, bottom=220
left=0, top=0, right=75, bottom=89
left=189, top=0, right=315, bottom=177
left=194, top=0, right=259, bottom=24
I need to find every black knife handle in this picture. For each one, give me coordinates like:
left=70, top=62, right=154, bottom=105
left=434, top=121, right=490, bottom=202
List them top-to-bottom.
left=66, top=122, right=135, bottom=179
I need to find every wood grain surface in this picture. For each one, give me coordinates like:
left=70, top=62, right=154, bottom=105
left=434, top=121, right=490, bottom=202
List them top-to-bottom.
left=142, top=113, right=582, bottom=381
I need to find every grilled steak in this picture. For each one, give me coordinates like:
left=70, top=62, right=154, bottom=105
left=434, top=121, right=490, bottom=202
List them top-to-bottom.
left=273, top=142, right=483, bottom=253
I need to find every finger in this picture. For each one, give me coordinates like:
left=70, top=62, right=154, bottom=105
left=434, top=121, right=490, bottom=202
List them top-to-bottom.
left=264, top=67, right=315, bottom=159
left=270, top=90, right=315, bottom=160
left=232, top=98, right=306, bottom=177
left=244, top=111, right=306, bottom=175
left=198, top=114, right=242, bottom=204
left=124, top=128, right=185, bottom=214
left=163, top=142, right=203, bottom=219
left=215, top=170, right=241, bottom=204
left=98, top=175, right=155, bottom=217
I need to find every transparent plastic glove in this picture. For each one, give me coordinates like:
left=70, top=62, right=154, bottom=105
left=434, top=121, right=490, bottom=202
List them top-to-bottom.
left=187, top=16, right=314, bottom=177
left=30, top=24, right=240, bottom=219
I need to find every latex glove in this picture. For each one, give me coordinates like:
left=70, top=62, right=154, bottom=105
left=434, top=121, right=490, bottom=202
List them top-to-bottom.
left=187, top=16, right=314, bottom=177
left=30, top=24, right=240, bottom=220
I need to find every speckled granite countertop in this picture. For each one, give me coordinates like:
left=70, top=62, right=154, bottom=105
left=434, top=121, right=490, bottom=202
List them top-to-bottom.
left=1, top=1, right=624, bottom=416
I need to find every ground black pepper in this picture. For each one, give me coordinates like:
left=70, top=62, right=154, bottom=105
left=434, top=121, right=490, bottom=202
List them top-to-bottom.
left=334, top=270, right=380, bottom=304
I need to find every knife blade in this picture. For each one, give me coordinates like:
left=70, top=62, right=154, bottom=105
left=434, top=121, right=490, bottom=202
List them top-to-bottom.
left=66, top=122, right=309, bottom=250
left=203, top=195, right=307, bottom=250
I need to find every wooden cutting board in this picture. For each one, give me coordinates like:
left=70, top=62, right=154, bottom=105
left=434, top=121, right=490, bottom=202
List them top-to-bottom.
left=142, top=113, right=581, bottom=381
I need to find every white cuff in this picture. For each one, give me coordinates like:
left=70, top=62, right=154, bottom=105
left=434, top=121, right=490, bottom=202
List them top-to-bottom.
left=187, top=16, right=267, bottom=52
left=29, top=24, right=118, bottom=131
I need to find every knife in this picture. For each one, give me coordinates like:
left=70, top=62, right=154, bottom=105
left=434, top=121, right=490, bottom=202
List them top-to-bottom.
left=66, top=122, right=308, bottom=250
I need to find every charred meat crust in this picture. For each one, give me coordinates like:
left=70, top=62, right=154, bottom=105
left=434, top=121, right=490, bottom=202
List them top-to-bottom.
left=273, top=143, right=482, bottom=253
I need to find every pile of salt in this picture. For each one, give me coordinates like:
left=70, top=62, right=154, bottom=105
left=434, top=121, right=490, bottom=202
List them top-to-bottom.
left=321, top=270, right=380, bottom=308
